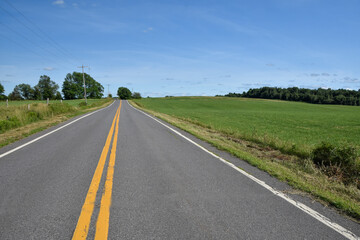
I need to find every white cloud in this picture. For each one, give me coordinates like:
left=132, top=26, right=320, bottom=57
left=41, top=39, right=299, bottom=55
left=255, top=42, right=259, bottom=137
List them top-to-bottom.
left=53, top=0, right=64, bottom=5
left=143, top=27, right=153, bottom=33
left=43, top=67, right=55, bottom=71
left=343, top=77, right=359, bottom=83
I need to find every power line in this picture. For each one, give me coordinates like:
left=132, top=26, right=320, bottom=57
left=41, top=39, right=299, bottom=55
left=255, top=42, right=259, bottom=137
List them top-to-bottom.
left=3, top=0, right=79, bottom=62
left=0, top=4, right=76, bottom=67
left=0, top=6, right=61, bottom=59
left=0, top=22, right=69, bottom=69
left=0, top=33, right=56, bottom=63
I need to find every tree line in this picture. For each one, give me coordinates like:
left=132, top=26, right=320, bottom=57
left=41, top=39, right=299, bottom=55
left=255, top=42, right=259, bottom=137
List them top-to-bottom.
left=0, top=72, right=104, bottom=101
left=117, top=87, right=141, bottom=99
left=224, top=87, right=360, bottom=106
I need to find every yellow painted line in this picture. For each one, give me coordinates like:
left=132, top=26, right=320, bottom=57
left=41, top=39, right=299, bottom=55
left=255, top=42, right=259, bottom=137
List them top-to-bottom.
left=95, top=100, right=122, bottom=239
left=72, top=102, right=121, bottom=240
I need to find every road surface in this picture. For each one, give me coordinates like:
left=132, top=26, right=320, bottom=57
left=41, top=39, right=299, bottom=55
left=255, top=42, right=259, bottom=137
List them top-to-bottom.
left=0, top=100, right=359, bottom=239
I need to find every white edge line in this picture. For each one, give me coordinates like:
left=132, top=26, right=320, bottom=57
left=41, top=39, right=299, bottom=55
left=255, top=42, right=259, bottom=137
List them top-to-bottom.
left=0, top=100, right=116, bottom=159
left=127, top=101, right=359, bottom=240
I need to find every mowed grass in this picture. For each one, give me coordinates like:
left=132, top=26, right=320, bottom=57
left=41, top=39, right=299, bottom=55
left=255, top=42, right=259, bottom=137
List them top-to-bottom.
left=133, top=97, right=360, bottom=157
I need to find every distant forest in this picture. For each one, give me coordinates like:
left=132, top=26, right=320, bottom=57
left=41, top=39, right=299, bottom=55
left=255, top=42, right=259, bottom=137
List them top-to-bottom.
left=224, top=87, right=360, bottom=106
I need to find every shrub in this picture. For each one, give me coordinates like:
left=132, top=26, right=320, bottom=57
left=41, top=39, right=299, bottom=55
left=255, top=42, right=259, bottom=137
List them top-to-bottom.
left=78, top=102, right=87, bottom=107
left=49, top=103, right=75, bottom=114
left=27, top=111, right=42, bottom=123
left=0, top=116, right=21, bottom=133
left=312, top=142, right=359, bottom=186
left=312, top=142, right=357, bottom=167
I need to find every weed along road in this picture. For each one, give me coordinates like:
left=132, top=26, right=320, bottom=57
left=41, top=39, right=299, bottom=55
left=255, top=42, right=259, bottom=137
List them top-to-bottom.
left=0, top=100, right=359, bottom=239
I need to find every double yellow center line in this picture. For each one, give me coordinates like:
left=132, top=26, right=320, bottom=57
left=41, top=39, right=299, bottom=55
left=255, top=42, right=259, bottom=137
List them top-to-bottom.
left=72, top=100, right=122, bottom=240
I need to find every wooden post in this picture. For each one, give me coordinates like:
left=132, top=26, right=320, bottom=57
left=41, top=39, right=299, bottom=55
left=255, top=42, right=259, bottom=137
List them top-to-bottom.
left=47, top=98, right=49, bottom=105
left=6, top=99, right=8, bottom=107
left=28, top=104, right=30, bottom=110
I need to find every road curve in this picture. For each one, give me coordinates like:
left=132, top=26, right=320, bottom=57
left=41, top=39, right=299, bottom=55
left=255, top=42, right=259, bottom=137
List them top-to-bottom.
left=0, top=100, right=359, bottom=239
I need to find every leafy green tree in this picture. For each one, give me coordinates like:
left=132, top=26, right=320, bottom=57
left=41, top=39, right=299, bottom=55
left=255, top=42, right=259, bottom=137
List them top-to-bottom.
left=62, top=72, right=104, bottom=99
left=62, top=73, right=81, bottom=99
left=36, top=75, right=59, bottom=100
left=0, top=83, right=6, bottom=100
left=0, top=83, right=4, bottom=95
left=17, top=84, right=34, bottom=100
left=8, top=85, right=22, bottom=100
left=33, top=86, right=42, bottom=100
left=228, top=86, right=360, bottom=106
left=117, top=87, right=132, bottom=99
left=55, top=91, right=62, bottom=100
left=132, top=92, right=142, bottom=99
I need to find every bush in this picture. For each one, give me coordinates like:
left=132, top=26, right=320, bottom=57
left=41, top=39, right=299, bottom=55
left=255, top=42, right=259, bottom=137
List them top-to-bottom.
left=78, top=102, right=87, bottom=107
left=49, top=103, right=75, bottom=114
left=27, top=111, right=42, bottom=122
left=0, top=116, right=21, bottom=133
left=312, top=142, right=359, bottom=186
left=312, top=142, right=357, bottom=167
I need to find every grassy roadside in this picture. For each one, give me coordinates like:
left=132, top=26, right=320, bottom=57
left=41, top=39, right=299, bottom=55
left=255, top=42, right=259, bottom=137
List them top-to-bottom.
left=0, top=98, right=113, bottom=148
left=129, top=99, right=360, bottom=221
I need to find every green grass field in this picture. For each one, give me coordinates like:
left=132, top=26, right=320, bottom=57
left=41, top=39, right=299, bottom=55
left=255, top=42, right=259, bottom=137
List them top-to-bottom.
left=133, top=97, right=360, bottom=157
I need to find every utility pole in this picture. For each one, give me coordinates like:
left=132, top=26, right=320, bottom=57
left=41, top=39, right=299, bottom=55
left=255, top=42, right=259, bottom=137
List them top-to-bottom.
left=78, top=65, right=88, bottom=104
left=107, top=84, right=110, bottom=97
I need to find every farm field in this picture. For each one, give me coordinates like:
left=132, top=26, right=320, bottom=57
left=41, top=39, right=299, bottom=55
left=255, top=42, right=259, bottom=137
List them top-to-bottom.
left=133, top=96, right=360, bottom=157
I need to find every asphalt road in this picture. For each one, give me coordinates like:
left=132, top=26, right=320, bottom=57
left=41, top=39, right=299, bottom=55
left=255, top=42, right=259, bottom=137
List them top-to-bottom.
left=0, top=100, right=359, bottom=239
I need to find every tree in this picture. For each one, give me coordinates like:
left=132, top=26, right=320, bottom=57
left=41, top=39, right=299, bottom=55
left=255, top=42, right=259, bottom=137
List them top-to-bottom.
left=62, top=72, right=104, bottom=99
left=62, top=73, right=81, bottom=99
left=36, top=75, right=59, bottom=100
left=0, top=83, right=6, bottom=100
left=0, top=83, right=4, bottom=95
left=17, top=84, right=34, bottom=100
left=8, top=85, right=22, bottom=100
left=33, top=86, right=42, bottom=100
left=225, top=86, right=360, bottom=106
left=117, top=87, right=132, bottom=99
left=55, top=91, right=62, bottom=100
left=132, top=92, right=142, bottom=99
left=108, top=93, right=113, bottom=98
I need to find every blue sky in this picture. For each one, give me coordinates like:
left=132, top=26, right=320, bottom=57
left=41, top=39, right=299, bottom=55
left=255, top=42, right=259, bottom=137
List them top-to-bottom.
left=1, top=0, right=359, bottom=97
